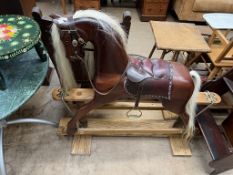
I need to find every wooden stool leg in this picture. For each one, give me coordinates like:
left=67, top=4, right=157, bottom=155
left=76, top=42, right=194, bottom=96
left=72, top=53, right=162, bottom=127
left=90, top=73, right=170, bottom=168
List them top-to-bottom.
left=61, top=0, right=67, bottom=14
left=148, top=44, right=156, bottom=58
left=160, top=50, right=167, bottom=60
left=172, top=51, right=180, bottom=62
left=185, top=52, right=201, bottom=67
left=208, top=67, right=221, bottom=80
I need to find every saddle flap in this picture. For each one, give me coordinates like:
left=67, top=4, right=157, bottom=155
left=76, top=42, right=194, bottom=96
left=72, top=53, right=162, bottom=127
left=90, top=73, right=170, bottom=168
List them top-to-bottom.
left=126, top=57, right=153, bottom=83
left=126, top=57, right=173, bottom=100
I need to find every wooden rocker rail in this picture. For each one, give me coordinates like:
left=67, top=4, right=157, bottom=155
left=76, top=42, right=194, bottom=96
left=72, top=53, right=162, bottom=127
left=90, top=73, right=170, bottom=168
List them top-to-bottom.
left=52, top=88, right=221, bottom=105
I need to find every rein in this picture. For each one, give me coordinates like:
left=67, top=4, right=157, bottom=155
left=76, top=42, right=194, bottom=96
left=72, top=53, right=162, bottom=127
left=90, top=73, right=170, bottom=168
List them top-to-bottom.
left=61, top=25, right=128, bottom=96
left=71, top=51, right=129, bottom=96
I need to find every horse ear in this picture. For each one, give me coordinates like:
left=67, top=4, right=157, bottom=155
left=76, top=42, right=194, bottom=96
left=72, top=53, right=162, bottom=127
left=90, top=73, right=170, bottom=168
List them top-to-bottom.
left=50, top=13, right=62, bottom=19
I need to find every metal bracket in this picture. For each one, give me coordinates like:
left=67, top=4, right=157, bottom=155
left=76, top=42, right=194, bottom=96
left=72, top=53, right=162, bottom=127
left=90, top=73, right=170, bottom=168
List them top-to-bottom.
left=0, top=70, right=6, bottom=91
left=58, top=89, right=75, bottom=117
left=195, top=91, right=216, bottom=117
left=0, top=120, right=7, bottom=128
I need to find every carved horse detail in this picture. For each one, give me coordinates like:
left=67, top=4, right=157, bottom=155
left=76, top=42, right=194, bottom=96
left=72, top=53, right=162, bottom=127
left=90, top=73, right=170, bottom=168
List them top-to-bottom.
left=50, top=10, right=201, bottom=140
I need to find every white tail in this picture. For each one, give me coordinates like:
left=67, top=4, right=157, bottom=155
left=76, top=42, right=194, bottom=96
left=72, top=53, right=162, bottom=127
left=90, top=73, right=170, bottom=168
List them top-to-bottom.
left=51, top=24, right=78, bottom=91
left=185, top=70, right=201, bottom=140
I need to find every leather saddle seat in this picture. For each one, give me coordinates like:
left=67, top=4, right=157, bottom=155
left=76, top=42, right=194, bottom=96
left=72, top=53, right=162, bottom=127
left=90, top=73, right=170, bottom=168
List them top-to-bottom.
left=125, top=56, right=173, bottom=100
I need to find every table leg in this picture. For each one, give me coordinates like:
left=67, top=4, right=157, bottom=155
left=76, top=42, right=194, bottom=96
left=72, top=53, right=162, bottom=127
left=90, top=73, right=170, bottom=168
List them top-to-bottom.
left=35, top=40, right=53, bottom=86
left=35, top=40, right=48, bottom=62
left=148, top=43, right=156, bottom=58
left=160, top=50, right=166, bottom=60
left=172, top=51, right=180, bottom=62
left=185, top=52, right=202, bottom=67
left=208, top=67, right=221, bottom=80
left=0, top=70, right=6, bottom=91
left=6, top=118, right=58, bottom=127
left=0, top=127, right=6, bottom=175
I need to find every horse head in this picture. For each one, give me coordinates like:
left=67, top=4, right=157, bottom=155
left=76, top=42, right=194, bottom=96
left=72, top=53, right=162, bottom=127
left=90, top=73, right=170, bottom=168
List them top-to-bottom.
left=51, top=10, right=129, bottom=93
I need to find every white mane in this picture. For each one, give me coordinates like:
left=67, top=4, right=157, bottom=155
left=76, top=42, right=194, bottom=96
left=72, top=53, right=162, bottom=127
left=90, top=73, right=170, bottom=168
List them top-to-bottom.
left=51, top=10, right=127, bottom=91
left=73, top=10, right=127, bottom=48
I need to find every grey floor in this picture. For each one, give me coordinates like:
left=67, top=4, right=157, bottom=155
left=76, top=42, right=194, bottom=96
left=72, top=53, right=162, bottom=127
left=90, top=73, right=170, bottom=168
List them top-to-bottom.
left=3, top=1, right=233, bottom=175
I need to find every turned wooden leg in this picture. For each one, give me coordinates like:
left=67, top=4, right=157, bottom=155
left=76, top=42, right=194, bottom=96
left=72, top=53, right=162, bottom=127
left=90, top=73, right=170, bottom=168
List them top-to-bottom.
left=60, top=0, right=67, bottom=14
left=148, top=44, right=156, bottom=58
left=160, top=50, right=167, bottom=60
left=172, top=51, right=180, bottom=62
left=185, top=52, right=201, bottom=67
left=208, top=67, right=221, bottom=80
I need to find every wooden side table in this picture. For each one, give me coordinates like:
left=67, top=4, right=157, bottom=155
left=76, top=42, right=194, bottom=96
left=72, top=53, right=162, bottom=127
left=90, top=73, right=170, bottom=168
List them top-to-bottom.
left=137, top=0, right=170, bottom=22
left=202, top=13, right=233, bottom=80
left=149, top=21, right=210, bottom=63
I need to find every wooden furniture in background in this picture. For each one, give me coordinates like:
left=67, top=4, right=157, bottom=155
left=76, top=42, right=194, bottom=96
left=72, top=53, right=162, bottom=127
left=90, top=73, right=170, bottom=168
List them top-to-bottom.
left=0, top=0, right=35, bottom=16
left=60, top=0, right=67, bottom=14
left=74, top=0, right=100, bottom=11
left=137, top=0, right=170, bottom=22
left=173, top=0, right=233, bottom=22
left=204, top=13, right=233, bottom=80
left=188, top=14, right=233, bottom=80
left=149, top=21, right=210, bottom=61
left=197, top=68, right=233, bottom=175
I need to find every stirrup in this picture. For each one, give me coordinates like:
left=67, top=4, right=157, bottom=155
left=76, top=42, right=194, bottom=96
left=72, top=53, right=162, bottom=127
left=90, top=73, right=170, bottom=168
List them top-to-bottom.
left=126, top=108, right=142, bottom=118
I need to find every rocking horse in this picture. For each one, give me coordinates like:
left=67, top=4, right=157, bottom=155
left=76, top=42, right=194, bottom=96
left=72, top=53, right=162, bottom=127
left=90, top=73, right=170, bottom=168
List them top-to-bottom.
left=48, top=9, right=201, bottom=141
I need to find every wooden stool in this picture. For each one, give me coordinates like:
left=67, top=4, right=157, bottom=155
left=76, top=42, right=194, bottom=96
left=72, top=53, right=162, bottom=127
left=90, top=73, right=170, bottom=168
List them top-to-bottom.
left=149, top=21, right=210, bottom=63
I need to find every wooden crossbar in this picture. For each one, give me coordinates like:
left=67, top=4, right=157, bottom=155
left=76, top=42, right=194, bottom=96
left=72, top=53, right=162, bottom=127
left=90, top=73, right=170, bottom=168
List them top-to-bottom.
left=57, top=110, right=191, bottom=156
left=58, top=117, right=183, bottom=137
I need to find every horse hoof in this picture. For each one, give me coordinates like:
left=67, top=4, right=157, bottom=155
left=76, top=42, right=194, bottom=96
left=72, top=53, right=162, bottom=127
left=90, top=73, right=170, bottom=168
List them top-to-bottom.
left=79, top=119, right=88, bottom=128
left=67, top=123, right=77, bottom=136
left=67, top=127, right=76, bottom=136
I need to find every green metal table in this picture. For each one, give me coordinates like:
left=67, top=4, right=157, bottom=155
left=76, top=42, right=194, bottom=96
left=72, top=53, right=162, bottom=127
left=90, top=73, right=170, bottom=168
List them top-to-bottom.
left=0, top=15, right=57, bottom=175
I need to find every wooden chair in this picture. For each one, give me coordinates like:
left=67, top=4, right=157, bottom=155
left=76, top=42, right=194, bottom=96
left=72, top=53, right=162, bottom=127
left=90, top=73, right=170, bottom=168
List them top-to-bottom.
left=204, top=29, right=233, bottom=79
left=197, top=68, right=233, bottom=175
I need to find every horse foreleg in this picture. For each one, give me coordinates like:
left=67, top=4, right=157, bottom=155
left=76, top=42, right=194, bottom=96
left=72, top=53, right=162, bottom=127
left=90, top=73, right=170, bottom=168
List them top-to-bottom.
left=67, top=84, right=126, bottom=135
left=67, top=98, right=99, bottom=135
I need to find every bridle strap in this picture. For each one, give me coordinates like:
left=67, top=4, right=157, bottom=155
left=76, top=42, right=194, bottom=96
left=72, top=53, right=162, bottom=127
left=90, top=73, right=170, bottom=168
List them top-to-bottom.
left=61, top=21, right=127, bottom=96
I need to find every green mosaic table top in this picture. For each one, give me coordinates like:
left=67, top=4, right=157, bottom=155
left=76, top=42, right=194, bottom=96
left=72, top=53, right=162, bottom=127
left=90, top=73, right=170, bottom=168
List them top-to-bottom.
left=0, top=15, right=40, bottom=60
left=0, top=48, right=48, bottom=120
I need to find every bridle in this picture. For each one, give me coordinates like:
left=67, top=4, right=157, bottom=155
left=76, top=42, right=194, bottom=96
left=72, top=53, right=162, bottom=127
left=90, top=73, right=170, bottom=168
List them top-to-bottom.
left=59, top=23, right=128, bottom=96
left=61, top=23, right=95, bottom=62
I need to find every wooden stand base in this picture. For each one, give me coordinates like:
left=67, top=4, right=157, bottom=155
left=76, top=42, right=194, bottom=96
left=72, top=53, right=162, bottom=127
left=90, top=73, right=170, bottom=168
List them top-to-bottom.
left=53, top=88, right=221, bottom=156
left=57, top=107, right=192, bottom=156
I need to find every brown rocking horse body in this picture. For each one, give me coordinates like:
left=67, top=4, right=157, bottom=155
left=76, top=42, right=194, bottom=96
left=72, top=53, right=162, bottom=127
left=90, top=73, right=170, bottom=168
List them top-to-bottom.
left=50, top=10, right=201, bottom=140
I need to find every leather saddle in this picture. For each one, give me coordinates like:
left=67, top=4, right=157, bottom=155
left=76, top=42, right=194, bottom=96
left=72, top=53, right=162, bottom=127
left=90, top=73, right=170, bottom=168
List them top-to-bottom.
left=125, top=56, right=173, bottom=107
